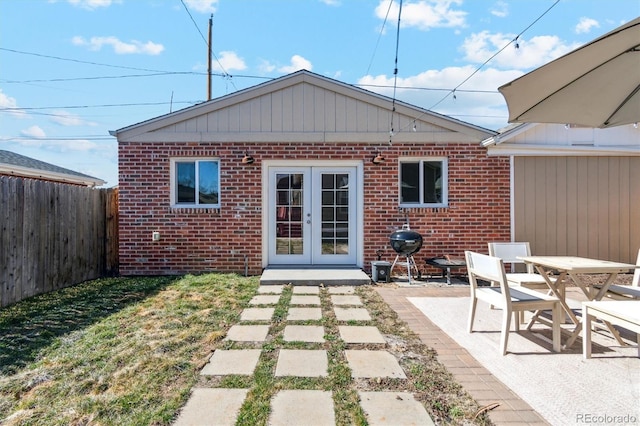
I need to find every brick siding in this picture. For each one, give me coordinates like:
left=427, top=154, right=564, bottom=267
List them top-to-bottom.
left=118, top=141, right=510, bottom=276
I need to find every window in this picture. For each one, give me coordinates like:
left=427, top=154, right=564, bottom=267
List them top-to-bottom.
left=171, top=158, right=220, bottom=207
left=399, top=158, right=447, bottom=207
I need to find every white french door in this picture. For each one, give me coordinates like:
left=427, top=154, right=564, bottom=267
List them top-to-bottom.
left=267, top=166, right=357, bottom=266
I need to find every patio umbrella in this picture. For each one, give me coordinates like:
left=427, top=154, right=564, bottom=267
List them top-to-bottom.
left=498, top=17, right=640, bottom=128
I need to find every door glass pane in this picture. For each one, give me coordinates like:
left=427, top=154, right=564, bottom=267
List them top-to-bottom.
left=275, top=173, right=304, bottom=255
left=320, top=173, right=349, bottom=255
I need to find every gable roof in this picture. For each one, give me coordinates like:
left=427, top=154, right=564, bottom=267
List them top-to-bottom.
left=114, top=70, right=494, bottom=144
left=0, top=150, right=106, bottom=187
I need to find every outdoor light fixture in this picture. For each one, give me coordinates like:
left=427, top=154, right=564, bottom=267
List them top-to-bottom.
left=241, top=152, right=255, bottom=164
left=372, top=152, right=385, bottom=164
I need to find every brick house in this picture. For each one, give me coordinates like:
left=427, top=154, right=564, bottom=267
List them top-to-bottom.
left=114, top=70, right=509, bottom=276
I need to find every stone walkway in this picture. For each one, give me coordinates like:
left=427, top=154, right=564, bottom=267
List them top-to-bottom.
left=173, top=285, right=435, bottom=426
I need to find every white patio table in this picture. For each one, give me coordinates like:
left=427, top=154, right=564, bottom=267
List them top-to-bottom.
left=518, top=256, right=636, bottom=349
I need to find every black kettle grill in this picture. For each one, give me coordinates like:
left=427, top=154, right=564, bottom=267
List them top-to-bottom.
left=389, top=225, right=423, bottom=283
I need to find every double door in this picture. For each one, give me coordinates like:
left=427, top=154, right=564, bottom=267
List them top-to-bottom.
left=268, top=166, right=357, bottom=266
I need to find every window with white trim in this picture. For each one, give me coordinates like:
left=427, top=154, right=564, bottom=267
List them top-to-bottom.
left=170, top=158, right=220, bottom=207
left=399, top=158, right=447, bottom=207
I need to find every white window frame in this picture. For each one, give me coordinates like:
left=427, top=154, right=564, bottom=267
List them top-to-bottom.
left=170, top=157, right=221, bottom=208
left=398, top=157, right=448, bottom=208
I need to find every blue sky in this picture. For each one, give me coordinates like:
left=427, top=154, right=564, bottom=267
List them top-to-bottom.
left=1, top=0, right=637, bottom=187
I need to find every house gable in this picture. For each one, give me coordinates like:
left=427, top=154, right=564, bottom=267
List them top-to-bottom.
left=116, top=70, right=492, bottom=144
left=483, top=123, right=640, bottom=156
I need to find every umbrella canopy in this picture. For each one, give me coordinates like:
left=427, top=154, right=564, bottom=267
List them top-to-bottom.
left=499, top=17, right=640, bottom=128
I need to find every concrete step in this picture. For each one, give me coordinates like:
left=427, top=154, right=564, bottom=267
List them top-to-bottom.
left=260, top=268, right=371, bottom=286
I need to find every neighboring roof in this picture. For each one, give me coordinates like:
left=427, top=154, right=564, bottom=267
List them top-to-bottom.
left=114, top=69, right=495, bottom=143
left=481, top=122, right=640, bottom=156
left=0, top=150, right=106, bottom=187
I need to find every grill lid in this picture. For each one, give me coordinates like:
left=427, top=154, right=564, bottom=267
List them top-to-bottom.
left=389, top=229, right=423, bottom=255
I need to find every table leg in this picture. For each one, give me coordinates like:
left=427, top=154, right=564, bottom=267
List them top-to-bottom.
left=525, top=269, right=584, bottom=349
left=571, top=273, right=626, bottom=346
left=583, top=306, right=593, bottom=359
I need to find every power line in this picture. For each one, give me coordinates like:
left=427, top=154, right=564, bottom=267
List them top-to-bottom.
left=178, top=0, right=237, bottom=92
left=365, top=0, right=394, bottom=75
left=426, top=0, right=560, bottom=112
left=0, top=47, right=169, bottom=73
left=1, top=72, right=206, bottom=84
left=0, top=101, right=200, bottom=112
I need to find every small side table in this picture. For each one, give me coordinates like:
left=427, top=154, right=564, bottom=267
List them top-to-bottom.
left=425, top=257, right=467, bottom=284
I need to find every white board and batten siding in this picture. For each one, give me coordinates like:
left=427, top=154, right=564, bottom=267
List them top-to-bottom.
left=118, top=72, right=488, bottom=144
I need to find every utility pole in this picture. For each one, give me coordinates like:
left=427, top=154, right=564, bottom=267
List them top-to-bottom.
left=207, top=14, right=212, bottom=100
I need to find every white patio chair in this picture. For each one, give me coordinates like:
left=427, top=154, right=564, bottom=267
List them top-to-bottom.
left=488, top=242, right=552, bottom=291
left=595, top=248, right=640, bottom=300
left=465, top=251, right=562, bottom=355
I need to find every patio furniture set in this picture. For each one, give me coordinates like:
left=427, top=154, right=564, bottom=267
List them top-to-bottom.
left=465, top=243, right=640, bottom=358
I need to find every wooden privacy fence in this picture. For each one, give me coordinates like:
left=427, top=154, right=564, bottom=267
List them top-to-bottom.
left=0, top=176, right=118, bottom=308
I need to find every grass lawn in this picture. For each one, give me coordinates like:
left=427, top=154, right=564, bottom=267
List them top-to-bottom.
left=0, top=274, right=491, bottom=425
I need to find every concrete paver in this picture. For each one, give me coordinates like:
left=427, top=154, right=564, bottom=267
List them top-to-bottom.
left=257, top=285, right=284, bottom=294
left=292, top=286, right=320, bottom=294
left=328, top=286, right=355, bottom=294
left=249, top=295, right=281, bottom=305
left=289, top=295, right=321, bottom=305
left=331, top=295, right=363, bottom=306
left=240, top=307, right=274, bottom=321
left=287, top=307, right=322, bottom=321
left=334, top=307, right=371, bottom=321
left=225, top=324, right=270, bottom=342
left=283, top=325, right=325, bottom=343
left=339, top=326, right=386, bottom=344
left=200, top=349, right=261, bottom=376
left=275, top=349, right=328, bottom=377
left=345, top=350, right=407, bottom=378
left=173, top=388, right=249, bottom=426
left=269, top=390, right=335, bottom=426
left=358, top=391, right=434, bottom=426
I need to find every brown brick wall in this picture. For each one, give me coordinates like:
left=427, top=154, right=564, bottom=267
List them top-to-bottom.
left=118, top=141, right=510, bottom=276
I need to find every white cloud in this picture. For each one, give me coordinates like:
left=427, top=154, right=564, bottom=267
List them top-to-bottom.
left=64, top=0, right=121, bottom=10
left=184, top=0, right=219, bottom=13
left=320, top=0, right=341, bottom=5
left=375, top=0, right=466, bottom=30
left=490, top=0, right=508, bottom=18
left=575, top=17, right=599, bottom=34
left=461, top=31, right=580, bottom=70
left=72, top=36, right=164, bottom=55
left=212, top=51, right=247, bottom=72
left=278, top=55, right=313, bottom=73
left=258, top=59, right=277, bottom=73
left=358, top=65, right=522, bottom=130
left=0, top=89, right=29, bottom=119
left=50, top=110, right=96, bottom=127
left=21, top=125, right=46, bottom=139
